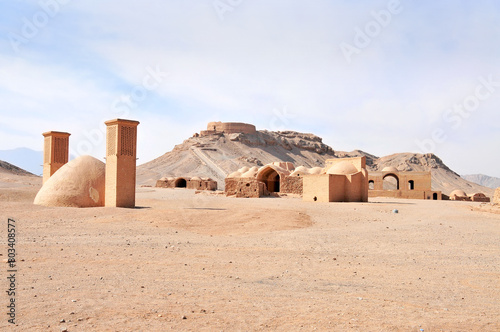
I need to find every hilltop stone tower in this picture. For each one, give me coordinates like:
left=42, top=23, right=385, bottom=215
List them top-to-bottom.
left=104, top=119, right=140, bottom=208
left=42, top=131, right=70, bottom=184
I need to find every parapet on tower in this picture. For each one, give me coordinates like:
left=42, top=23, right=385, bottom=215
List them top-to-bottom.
left=105, top=119, right=140, bottom=208
left=42, top=131, right=70, bottom=184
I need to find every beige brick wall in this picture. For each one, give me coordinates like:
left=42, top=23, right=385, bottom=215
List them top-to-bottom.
left=105, top=119, right=139, bottom=208
left=42, top=131, right=70, bottom=184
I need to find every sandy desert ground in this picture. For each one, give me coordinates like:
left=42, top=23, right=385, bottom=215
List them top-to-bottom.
left=1, top=173, right=499, bottom=331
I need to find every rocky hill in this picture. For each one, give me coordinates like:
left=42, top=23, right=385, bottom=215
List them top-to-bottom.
left=137, top=130, right=494, bottom=196
left=0, top=160, right=35, bottom=176
left=461, top=174, right=500, bottom=189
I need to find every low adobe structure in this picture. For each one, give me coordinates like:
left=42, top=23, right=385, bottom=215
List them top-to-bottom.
left=35, top=118, right=140, bottom=208
left=198, top=121, right=256, bottom=137
left=225, top=157, right=368, bottom=203
left=302, top=157, right=368, bottom=203
left=225, top=162, right=305, bottom=198
left=368, top=167, right=442, bottom=200
left=156, top=176, right=217, bottom=191
left=449, top=189, right=490, bottom=202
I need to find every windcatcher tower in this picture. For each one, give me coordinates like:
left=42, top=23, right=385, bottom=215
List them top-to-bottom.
left=105, top=119, right=140, bottom=208
left=42, top=131, right=70, bottom=184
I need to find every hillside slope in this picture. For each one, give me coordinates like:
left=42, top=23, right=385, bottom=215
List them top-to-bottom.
left=138, top=130, right=494, bottom=196
left=137, top=131, right=336, bottom=189
left=0, top=148, right=43, bottom=176
left=0, top=160, right=35, bottom=176
left=462, top=174, right=500, bottom=189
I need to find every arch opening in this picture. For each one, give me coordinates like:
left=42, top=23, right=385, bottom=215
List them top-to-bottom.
left=259, top=168, right=281, bottom=193
left=383, top=174, right=399, bottom=190
left=175, top=178, right=187, bottom=188
left=369, top=180, right=375, bottom=190
left=408, top=180, right=415, bottom=190
left=433, top=193, right=438, bottom=200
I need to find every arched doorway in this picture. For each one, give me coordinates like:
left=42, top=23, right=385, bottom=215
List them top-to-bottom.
left=257, top=167, right=281, bottom=193
left=383, top=174, right=399, bottom=190
left=175, top=178, right=187, bottom=188
left=369, top=180, right=375, bottom=190
left=408, top=180, right=415, bottom=190
left=433, top=193, right=438, bottom=200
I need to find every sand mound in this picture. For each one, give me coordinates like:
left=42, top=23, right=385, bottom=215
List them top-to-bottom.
left=34, top=155, right=105, bottom=207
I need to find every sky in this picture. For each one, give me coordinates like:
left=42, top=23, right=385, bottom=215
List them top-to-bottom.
left=0, top=0, right=499, bottom=177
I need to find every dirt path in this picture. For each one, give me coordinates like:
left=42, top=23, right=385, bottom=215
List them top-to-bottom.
left=0, top=179, right=499, bottom=331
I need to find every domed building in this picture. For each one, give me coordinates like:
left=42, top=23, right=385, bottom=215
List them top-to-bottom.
left=34, top=155, right=106, bottom=207
left=302, top=157, right=369, bottom=203
left=155, top=176, right=217, bottom=191
left=449, top=189, right=468, bottom=200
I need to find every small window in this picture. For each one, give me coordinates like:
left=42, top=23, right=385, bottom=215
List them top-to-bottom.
left=408, top=180, right=415, bottom=190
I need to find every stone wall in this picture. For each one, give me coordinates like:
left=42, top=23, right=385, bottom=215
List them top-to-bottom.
left=205, top=122, right=256, bottom=135
left=281, top=176, right=303, bottom=194
left=156, top=177, right=217, bottom=191
left=225, top=178, right=268, bottom=198
left=470, top=193, right=490, bottom=202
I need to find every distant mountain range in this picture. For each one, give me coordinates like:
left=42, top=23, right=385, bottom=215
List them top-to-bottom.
left=0, top=148, right=43, bottom=176
left=461, top=174, right=500, bottom=189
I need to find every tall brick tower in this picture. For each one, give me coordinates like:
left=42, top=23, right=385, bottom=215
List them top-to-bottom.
left=104, top=119, right=140, bottom=208
left=42, top=131, right=70, bottom=184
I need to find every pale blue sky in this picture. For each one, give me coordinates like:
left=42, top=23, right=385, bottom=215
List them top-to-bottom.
left=1, top=0, right=499, bottom=177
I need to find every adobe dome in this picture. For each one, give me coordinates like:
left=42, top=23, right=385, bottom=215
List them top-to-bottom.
left=34, top=155, right=105, bottom=207
left=327, top=161, right=358, bottom=175
left=239, top=166, right=250, bottom=173
left=290, top=166, right=309, bottom=177
left=382, top=166, right=399, bottom=173
left=309, top=167, right=323, bottom=175
left=241, top=169, right=259, bottom=178
left=228, top=171, right=242, bottom=178
left=191, top=176, right=201, bottom=181
left=450, top=189, right=467, bottom=197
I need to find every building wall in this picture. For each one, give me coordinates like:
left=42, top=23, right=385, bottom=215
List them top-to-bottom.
left=204, top=122, right=256, bottom=135
left=345, top=171, right=369, bottom=202
left=368, top=171, right=441, bottom=200
left=328, top=174, right=346, bottom=202
left=303, top=175, right=331, bottom=202
left=281, top=176, right=303, bottom=194
left=155, top=178, right=217, bottom=191
left=225, top=178, right=267, bottom=198
left=494, top=188, right=500, bottom=204
left=470, top=193, right=490, bottom=202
